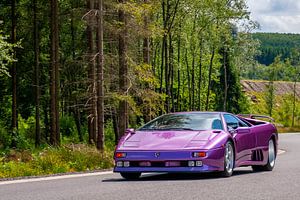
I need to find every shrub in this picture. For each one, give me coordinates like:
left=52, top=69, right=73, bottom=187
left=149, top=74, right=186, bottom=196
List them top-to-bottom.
left=60, top=115, right=78, bottom=143
left=0, top=122, right=11, bottom=149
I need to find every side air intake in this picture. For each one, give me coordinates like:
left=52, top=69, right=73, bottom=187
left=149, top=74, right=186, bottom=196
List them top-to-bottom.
left=252, top=149, right=264, bottom=161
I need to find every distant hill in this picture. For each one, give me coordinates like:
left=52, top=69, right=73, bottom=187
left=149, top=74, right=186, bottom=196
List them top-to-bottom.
left=252, top=33, right=300, bottom=66
left=241, top=80, right=300, bottom=98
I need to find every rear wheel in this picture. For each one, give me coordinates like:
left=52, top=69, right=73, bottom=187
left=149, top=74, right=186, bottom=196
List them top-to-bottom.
left=252, top=139, right=276, bottom=172
left=221, top=141, right=235, bottom=177
left=120, top=172, right=141, bottom=180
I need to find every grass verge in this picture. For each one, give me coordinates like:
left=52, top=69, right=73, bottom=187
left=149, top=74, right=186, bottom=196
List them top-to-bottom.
left=277, top=126, right=300, bottom=133
left=0, top=144, right=114, bottom=179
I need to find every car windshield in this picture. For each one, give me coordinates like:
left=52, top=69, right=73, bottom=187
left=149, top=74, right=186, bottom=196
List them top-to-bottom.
left=139, top=113, right=223, bottom=131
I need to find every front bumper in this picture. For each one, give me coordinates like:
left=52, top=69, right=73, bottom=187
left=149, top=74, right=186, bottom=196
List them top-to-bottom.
left=114, top=147, right=225, bottom=173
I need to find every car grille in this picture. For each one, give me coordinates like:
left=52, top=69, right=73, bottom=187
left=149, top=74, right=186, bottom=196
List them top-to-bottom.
left=129, top=161, right=189, bottom=167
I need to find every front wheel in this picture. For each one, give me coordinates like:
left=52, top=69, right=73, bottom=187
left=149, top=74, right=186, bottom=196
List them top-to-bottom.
left=252, top=139, right=276, bottom=172
left=221, top=141, right=235, bottom=177
left=120, top=172, right=141, bottom=180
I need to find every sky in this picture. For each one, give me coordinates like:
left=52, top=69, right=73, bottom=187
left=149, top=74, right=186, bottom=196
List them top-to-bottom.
left=247, top=0, right=300, bottom=33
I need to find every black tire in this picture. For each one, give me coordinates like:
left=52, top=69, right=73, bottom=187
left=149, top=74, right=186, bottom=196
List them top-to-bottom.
left=252, top=139, right=276, bottom=172
left=221, top=141, right=235, bottom=177
left=120, top=172, right=141, bottom=180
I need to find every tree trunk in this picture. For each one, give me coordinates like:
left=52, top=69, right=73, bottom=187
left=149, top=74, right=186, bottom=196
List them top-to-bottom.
left=11, top=0, right=17, bottom=148
left=34, top=0, right=41, bottom=147
left=50, top=0, right=60, bottom=146
left=86, top=0, right=97, bottom=144
left=96, top=0, right=104, bottom=150
left=118, top=0, right=128, bottom=141
left=143, top=0, right=151, bottom=122
left=159, top=0, right=166, bottom=94
left=164, top=0, right=170, bottom=113
left=191, top=14, right=196, bottom=111
left=176, top=28, right=181, bottom=112
left=169, top=35, right=174, bottom=112
left=198, top=37, right=203, bottom=111
left=205, top=47, right=215, bottom=111
left=223, top=47, right=228, bottom=112
left=185, top=48, right=191, bottom=111
left=191, top=52, right=195, bottom=111
left=292, top=81, right=297, bottom=127
left=43, top=104, right=49, bottom=143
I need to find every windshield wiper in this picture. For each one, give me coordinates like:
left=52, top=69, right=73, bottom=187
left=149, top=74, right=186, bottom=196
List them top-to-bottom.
left=161, top=128, right=195, bottom=131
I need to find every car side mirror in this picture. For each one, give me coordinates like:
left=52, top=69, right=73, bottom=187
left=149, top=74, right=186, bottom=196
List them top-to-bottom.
left=227, top=122, right=238, bottom=130
left=228, top=126, right=236, bottom=134
left=125, top=128, right=135, bottom=134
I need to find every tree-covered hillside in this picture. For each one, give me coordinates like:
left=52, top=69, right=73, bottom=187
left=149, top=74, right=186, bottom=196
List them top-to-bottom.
left=253, top=33, right=300, bottom=66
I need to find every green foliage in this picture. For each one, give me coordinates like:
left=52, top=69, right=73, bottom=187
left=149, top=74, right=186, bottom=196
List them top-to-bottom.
left=0, top=30, right=16, bottom=77
left=264, top=56, right=282, bottom=116
left=247, top=91, right=300, bottom=127
left=60, top=115, right=77, bottom=139
left=104, top=120, right=116, bottom=151
left=0, top=122, right=11, bottom=149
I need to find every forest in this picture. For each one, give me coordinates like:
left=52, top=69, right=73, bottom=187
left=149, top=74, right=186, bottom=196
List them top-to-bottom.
left=0, top=0, right=296, bottom=177
left=242, top=33, right=300, bottom=81
left=252, top=33, right=300, bottom=66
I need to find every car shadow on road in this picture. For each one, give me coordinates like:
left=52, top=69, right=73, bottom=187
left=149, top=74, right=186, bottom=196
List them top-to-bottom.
left=102, top=169, right=256, bottom=182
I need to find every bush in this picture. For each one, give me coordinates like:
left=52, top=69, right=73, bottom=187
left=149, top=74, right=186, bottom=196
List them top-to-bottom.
left=60, top=115, right=78, bottom=143
left=105, top=120, right=116, bottom=151
left=0, top=122, right=11, bottom=149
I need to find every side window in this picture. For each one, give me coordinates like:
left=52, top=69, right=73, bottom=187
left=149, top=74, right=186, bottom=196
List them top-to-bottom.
left=224, top=114, right=239, bottom=129
left=237, top=118, right=249, bottom=127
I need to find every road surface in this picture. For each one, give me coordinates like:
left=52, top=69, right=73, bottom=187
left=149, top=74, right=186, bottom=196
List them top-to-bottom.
left=0, top=133, right=300, bottom=200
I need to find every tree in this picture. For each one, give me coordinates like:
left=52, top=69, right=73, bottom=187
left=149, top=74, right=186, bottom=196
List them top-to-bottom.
left=11, top=0, right=17, bottom=147
left=33, top=0, right=41, bottom=147
left=50, top=0, right=60, bottom=146
left=85, top=0, right=97, bottom=144
left=96, top=0, right=104, bottom=150
left=118, top=0, right=129, bottom=141
left=288, top=50, right=300, bottom=127
left=265, top=56, right=281, bottom=117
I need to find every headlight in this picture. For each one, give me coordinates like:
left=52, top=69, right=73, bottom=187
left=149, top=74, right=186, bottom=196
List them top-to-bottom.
left=192, top=152, right=206, bottom=157
left=116, top=161, right=123, bottom=167
left=124, top=161, right=130, bottom=167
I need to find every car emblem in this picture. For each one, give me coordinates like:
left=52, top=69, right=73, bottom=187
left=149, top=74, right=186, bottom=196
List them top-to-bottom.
left=154, top=152, right=160, bottom=158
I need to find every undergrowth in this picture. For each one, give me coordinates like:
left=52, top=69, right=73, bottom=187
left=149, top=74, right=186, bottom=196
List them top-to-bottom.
left=0, top=145, right=114, bottom=178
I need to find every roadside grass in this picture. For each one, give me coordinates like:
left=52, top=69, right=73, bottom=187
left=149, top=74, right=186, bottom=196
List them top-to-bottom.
left=277, top=126, right=300, bottom=133
left=0, top=145, right=114, bottom=179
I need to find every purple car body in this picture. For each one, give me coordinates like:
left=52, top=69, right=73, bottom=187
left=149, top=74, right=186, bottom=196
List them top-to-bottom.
left=114, top=112, right=278, bottom=179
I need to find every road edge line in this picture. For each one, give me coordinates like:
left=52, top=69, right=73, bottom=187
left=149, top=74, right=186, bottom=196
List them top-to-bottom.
left=0, top=171, right=113, bottom=186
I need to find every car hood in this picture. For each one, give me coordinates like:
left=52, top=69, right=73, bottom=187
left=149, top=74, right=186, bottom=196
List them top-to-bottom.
left=117, top=130, right=221, bottom=151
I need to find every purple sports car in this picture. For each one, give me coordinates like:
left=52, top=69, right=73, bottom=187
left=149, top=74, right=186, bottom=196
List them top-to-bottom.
left=114, top=112, right=278, bottom=179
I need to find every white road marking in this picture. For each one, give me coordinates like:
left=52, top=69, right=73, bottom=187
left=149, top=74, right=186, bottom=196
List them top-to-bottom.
left=278, top=149, right=285, bottom=155
left=0, top=171, right=113, bottom=186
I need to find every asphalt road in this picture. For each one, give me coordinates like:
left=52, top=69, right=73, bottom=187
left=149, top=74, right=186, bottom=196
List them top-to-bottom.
left=1, top=133, right=300, bottom=200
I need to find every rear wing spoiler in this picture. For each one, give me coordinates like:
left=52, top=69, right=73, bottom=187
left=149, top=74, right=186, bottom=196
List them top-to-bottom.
left=237, top=114, right=275, bottom=122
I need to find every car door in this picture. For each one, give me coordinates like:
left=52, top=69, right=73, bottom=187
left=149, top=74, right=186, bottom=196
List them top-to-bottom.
left=223, top=114, right=255, bottom=162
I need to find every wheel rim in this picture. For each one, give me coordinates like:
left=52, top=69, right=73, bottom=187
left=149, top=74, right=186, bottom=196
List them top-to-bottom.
left=268, top=140, right=275, bottom=167
left=225, top=143, right=234, bottom=173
